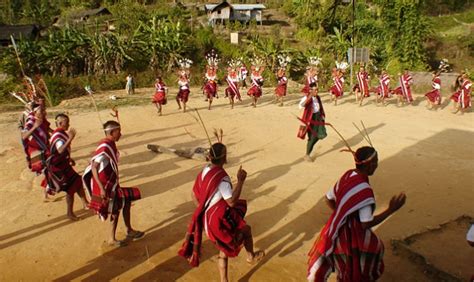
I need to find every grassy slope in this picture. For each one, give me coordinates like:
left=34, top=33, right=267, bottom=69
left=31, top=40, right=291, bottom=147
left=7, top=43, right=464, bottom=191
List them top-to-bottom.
left=429, top=8, right=474, bottom=71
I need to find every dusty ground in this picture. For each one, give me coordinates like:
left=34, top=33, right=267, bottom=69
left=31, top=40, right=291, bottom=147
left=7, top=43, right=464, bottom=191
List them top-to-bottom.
left=0, top=86, right=472, bottom=281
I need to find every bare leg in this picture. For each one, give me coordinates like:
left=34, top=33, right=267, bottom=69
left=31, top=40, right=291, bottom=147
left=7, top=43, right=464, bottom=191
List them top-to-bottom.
left=229, top=96, right=234, bottom=109
left=279, top=96, right=284, bottom=107
left=176, top=97, right=182, bottom=110
left=208, top=97, right=212, bottom=110
left=253, top=97, right=257, bottom=108
left=183, top=102, right=187, bottom=113
left=76, top=185, right=89, bottom=209
left=66, top=193, right=79, bottom=221
left=122, top=201, right=133, bottom=233
left=109, top=213, right=120, bottom=244
left=240, top=225, right=265, bottom=263
left=217, top=251, right=228, bottom=282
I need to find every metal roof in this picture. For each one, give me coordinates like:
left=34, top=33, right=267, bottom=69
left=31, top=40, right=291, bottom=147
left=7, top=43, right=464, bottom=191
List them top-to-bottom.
left=205, top=4, right=266, bottom=11
left=0, top=25, right=39, bottom=41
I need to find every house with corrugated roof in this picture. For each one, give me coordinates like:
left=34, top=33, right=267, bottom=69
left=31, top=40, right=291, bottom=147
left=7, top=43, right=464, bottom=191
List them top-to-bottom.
left=204, top=1, right=265, bottom=26
left=0, top=24, right=40, bottom=46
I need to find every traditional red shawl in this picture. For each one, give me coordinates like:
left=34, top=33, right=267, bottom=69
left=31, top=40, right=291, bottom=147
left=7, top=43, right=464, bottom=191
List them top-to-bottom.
left=46, top=128, right=79, bottom=194
left=83, top=138, right=120, bottom=220
left=178, top=166, right=228, bottom=267
left=308, top=170, right=383, bottom=282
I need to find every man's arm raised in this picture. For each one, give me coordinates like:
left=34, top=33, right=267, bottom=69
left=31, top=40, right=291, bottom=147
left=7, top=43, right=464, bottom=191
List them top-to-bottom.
left=225, top=165, right=246, bottom=208
left=361, top=193, right=406, bottom=229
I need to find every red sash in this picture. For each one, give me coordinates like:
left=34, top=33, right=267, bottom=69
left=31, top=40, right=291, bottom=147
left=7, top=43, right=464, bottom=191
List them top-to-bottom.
left=297, top=96, right=326, bottom=139
left=178, top=166, right=228, bottom=267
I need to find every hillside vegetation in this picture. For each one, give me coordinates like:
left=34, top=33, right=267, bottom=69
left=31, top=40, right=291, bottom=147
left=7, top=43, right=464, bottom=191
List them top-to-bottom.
left=0, top=0, right=473, bottom=106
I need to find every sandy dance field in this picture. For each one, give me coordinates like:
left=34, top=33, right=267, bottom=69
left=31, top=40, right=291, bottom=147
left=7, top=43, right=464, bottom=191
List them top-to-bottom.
left=0, top=86, right=472, bottom=281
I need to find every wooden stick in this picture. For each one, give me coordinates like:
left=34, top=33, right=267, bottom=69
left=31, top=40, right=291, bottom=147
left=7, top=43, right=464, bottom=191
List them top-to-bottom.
left=10, top=36, right=26, bottom=77
left=85, top=86, right=103, bottom=126
left=194, top=108, right=213, bottom=148
left=194, top=108, right=217, bottom=160
left=293, top=113, right=353, bottom=153
left=360, top=120, right=373, bottom=147
left=352, top=122, right=371, bottom=145
left=327, top=123, right=353, bottom=153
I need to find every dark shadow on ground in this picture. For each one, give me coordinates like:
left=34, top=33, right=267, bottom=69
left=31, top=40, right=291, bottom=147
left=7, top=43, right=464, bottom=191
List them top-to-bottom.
left=0, top=210, right=94, bottom=250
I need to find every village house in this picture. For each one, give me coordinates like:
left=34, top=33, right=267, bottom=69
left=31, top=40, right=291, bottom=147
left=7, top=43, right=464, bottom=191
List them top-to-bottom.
left=204, top=1, right=265, bottom=26
left=0, top=24, right=40, bottom=46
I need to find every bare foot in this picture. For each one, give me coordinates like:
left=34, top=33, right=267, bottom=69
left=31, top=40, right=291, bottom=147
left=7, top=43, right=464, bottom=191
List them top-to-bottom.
left=303, top=155, right=313, bottom=162
left=67, top=214, right=80, bottom=221
left=108, top=240, right=128, bottom=247
left=247, top=250, right=265, bottom=265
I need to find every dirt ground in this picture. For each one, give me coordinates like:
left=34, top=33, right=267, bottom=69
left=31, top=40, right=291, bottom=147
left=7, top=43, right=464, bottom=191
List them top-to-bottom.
left=0, top=86, right=472, bottom=281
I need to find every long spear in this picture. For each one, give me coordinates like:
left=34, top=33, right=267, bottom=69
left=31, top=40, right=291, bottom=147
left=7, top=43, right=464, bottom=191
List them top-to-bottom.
left=10, top=35, right=26, bottom=77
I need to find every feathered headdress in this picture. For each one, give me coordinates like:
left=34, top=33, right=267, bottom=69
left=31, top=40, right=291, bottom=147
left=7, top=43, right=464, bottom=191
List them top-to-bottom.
left=205, top=49, right=219, bottom=67
left=277, top=54, right=292, bottom=69
left=250, top=56, right=265, bottom=70
left=308, top=56, right=322, bottom=67
left=178, top=58, right=193, bottom=70
left=228, top=58, right=242, bottom=70
left=336, top=60, right=349, bottom=71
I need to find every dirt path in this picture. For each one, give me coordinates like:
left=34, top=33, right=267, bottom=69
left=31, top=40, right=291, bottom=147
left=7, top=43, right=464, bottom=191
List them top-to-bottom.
left=0, top=87, right=472, bottom=281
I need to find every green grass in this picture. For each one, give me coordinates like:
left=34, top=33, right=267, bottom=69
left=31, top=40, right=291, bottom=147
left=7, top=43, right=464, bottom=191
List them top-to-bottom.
left=433, top=8, right=474, bottom=32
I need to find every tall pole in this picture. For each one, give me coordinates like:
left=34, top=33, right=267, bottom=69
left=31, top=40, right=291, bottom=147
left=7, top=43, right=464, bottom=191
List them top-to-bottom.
left=350, top=0, right=355, bottom=94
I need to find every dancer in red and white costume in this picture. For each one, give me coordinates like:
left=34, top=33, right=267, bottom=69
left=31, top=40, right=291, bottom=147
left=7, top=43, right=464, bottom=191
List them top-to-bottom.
left=204, top=50, right=220, bottom=110
left=274, top=54, right=291, bottom=107
left=247, top=57, right=265, bottom=108
left=302, top=57, right=321, bottom=96
left=176, top=58, right=192, bottom=113
left=225, top=59, right=241, bottom=109
left=330, top=61, right=348, bottom=105
left=355, top=65, right=370, bottom=105
left=393, top=69, right=413, bottom=106
left=375, top=70, right=391, bottom=105
left=424, top=71, right=442, bottom=110
left=451, top=73, right=472, bottom=114
left=152, top=77, right=167, bottom=115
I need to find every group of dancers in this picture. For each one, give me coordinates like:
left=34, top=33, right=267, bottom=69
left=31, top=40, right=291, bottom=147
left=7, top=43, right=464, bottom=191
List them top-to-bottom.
left=151, top=50, right=279, bottom=113
left=150, top=52, right=472, bottom=115
left=13, top=54, right=472, bottom=282
left=308, top=60, right=471, bottom=113
left=18, top=88, right=144, bottom=247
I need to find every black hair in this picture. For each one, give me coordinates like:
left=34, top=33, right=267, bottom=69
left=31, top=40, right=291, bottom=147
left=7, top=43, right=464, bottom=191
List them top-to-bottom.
left=31, top=102, right=40, bottom=110
left=55, top=113, right=69, bottom=120
left=103, top=120, right=120, bottom=130
left=209, top=142, right=226, bottom=165
left=355, top=146, right=376, bottom=169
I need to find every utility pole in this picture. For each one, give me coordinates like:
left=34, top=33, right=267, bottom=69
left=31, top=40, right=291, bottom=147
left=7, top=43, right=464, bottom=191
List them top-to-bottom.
left=350, top=0, right=355, bottom=94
